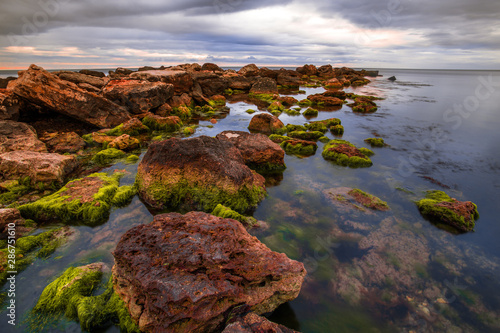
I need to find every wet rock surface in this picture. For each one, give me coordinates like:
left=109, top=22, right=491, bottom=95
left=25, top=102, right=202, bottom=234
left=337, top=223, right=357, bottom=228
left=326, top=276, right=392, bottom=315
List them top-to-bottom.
left=248, top=113, right=284, bottom=135
left=112, top=211, right=306, bottom=332
left=223, top=312, right=299, bottom=333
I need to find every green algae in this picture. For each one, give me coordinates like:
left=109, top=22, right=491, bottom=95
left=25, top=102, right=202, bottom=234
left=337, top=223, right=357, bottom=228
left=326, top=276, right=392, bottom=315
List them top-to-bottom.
left=248, top=93, right=277, bottom=103
left=298, top=99, right=313, bottom=107
left=283, top=108, right=301, bottom=116
left=303, top=108, right=319, bottom=116
left=245, top=109, right=257, bottom=114
left=142, top=115, right=183, bottom=132
left=305, top=122, right=328, bottom=133
left=286, top=124, right=307, bottom=132
left=330, top=125, right=344, bottom=136
left=183, top=126, right=196, bottom=136
left=287, top=130, right=324, bottom=141
left=268, top=134, right=289, bottom=144
left=319, top=136, right=330, bottom=143
left=364, top=137, right=385, bottom=147
left=322, top=140, right=373, bottom=168
left=281, top=141, right=317, bottom=157
left=358, top=147, right=374, bottom=157
left=92, top=148, right=126, bottom=165
left=125, top=154, right=140, bottom=164
left=18, top=173, right=131, bottom=225
left=111, top=185, right=137, bottom=207
left=347, top=188, right=389, bottom=211
left=416, top=190, right=479, bottom=232
left=211, top=204, right=258, bottom=227
left=31, top=266, right=138, bottom=332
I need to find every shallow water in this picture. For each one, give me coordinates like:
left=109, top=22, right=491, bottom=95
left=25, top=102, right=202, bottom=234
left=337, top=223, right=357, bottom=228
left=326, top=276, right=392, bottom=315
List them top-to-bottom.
left=2, top=69, right=500, bottom=332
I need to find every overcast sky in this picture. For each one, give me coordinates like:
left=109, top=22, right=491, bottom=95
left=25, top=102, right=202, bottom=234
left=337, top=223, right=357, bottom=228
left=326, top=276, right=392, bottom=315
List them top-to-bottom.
left=0, top=0, right=499, bottom=70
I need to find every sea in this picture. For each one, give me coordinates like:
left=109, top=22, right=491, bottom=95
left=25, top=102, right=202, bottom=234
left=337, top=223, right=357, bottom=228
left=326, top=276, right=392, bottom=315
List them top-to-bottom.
left=1, top=68, right=500, bottom=332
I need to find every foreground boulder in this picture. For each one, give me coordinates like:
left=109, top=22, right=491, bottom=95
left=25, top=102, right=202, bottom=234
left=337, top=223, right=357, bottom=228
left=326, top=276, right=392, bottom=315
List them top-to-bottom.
left=8, top=65, right=130, bottom=128
left=102, top=79, right=174, bottom=114
left=0, top=90, right=20, bottom=121
left=248, top=113, right=284, bottom=135
left=0, top=120, right=47, bottom=153
left=216, top=130, right=286, bottom=172
left=136, top=136, right=266, bottom=213
left=0, top=151, right=77, bottom=185
left=416, top=190, right=479, bottom=232
left=112, top=211, right=306, bottom=332
left=223, top=312, right=298, bottom=333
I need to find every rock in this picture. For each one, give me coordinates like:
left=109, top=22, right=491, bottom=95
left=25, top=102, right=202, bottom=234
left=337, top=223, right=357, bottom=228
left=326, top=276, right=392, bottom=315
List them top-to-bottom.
left=201, top=62, right=224, bottom=72
left=238, top=64, right=260, bottom=77
left=296, top=64, right=318, bottom=76
left=317, top=64, right=334, bottom=78
left=8, top=65, right=130, bottom=128
left=258, top=67, right=279, bottom=80
left=79, top=69, right=106, bottom=78
left=131, top=70, right=193, bottom=95
left=277, top=70, right=301, bottom=88
left=362, top=70, right=379, bottom=77
left=54, top=71, right=106, bottom=88
left=193, top=72, right=229, bottom=97
left=225, top=74, right=253, bottom=91
left=388, top=76, right=397, bottom=81
left=0, top=77, right=17, bottom=89
left=250, top=77, right=279, bottom=95
left=324, top=78, right=343, bottom=89
left=102, top=79, right=174, bottom=114
left=77, top=82, right=101, bottom=93
left=0, top=90, right=20, bottom=121
left=323, top=90, right=346, bottom=100
left=168, top=93, right=192, bottom=108
left=307, top=93, right=344, bottom=106
left=278, top=96, right=298, bottom=106
left=350, top=97, right=378, bottom=113
left=155, top=103, right=173, bottom=117
left=248, top=113, right=284, bottom=135
left=142, top=114, right=182, bottom=132
left=121, top=118, right=149, bottom=135
left=0, top=120, right=47, bottom=153
left=40, top=131, right=85, bottom=153
left=216, top=131, right=286, bottom=171
left=108, top=134, right=140, bottom=151
left=136, top=136, right=266, bottom=213
left=281, top=138, right=318, bottom=157
left=322, top=139, right=373, bottom=168
left=0, top=151, right=77, bottom=185
left=19, top=172, right=135, bottom=224
left=347, top=188, right=389, bottom=211
left=416, top=191, right=479, bottom=232
left=0, top=208, right=35, bottom=239
left=112, top=211, right=306, bottom=332
left=223, top=312, right=298, bottom=333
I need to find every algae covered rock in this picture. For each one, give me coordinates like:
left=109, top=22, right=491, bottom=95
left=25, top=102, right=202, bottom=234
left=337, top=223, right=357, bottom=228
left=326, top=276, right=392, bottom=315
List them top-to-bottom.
left=142, top=114, right=182, bottom=132
left=216, top=130, right=286, bottom=172
left=108, top=134, right=140, bottom=151
left=136, top=136, right=266, bottom=213
left=364, top=137, right=385, bottom=147
left=281, top=139, right=317, bottom=157
left=322, top=139, right=372, bottom=168
left=92, top=148, right=126, bottom=164
left=19, top=172, right=136, bottom=225
left=323, top=187, right=389, bottom=214
left=347, top=189, right=389, bottom=211
left=416, top=191, right=479, bottom=232
left=211, top=204, right=258, bottom=228
left=112, top=211, right=306, bottom=332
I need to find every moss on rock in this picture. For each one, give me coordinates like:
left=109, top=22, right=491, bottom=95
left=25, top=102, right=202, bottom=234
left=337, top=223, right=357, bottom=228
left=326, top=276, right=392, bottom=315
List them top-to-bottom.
left=303, top=108, right=318, bottom=116
left=142, top=114, right=183, bottom=132
left=330, top=125, right=344, bottom=136
left=287, top=130, right=324, bottom=141
left=364, top=137, right=385, bottom=147
left=281, top=139, right=317, bottom=157
left=322, top=140, right=373, bottom=168
left=92, top=148, right=126, bottom=165
left=347, top=189, right=389, bottom=211
left=416, top=191, right=479, bottom=232
left=211, top=204, right=257, bottom=228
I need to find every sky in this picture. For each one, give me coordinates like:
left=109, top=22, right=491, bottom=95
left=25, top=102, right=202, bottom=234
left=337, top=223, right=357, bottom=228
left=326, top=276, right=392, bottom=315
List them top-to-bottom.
left=0, top=0, right=499, bottom=70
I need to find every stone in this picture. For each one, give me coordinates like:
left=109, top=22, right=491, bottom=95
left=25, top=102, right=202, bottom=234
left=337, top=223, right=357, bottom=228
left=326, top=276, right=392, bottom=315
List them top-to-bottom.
left=201, top=62, right=224, bottom=72
left=238, top=64, right=260, bottom=77
left=296, top=64, right=318, bottom=76
left=317, top=64, right=334, bottom=78
left=8, top=65, right=130, bottom=128
left=258, top=67, right=279, bottom=80
left=79, top=69, right=106, bottom=78
left=131, top=70, right=194, bottom=95
left=277, top=70, right=301, bottom=88
left=54, top=71, right=106, bottom=88
left=193, top=72, right=229, bottom=97
left=225, top=74, right=253, bottom=91
left=388, top=76, right=397, bottom=81
left=0, top=77, right=17, bottom=89
left=250, top=77, right=279, bottom=95
left=324, top=78, right=343, bottom=89
left=102, top=79, right=174, bottom=114
left=78, top=83, right=101, bottom=93
left=0, top=90, right=20, bottom=121
left=168, top=93, right=193, bottom=108
left=307, top=93, right=344, bottom=106
left=248, top=113, right=284, bottom=135
left=121, top=118, right=149, bottom=135
left=0, top=120, right=47, bottom=153
left=40, top=131, right=85, bottom=153
left=216, top=131, right=286, bottom=171
left=108, top=134, right=140, bottom=151
left=136, top=136, right=266, bottom=213
left=0, top=151, right=77, bottom=185
left=0, top=208, right=34, bottom=239
left=112, top=211, right=306, bottom=332
left=223, top=312, right=299, bottom=333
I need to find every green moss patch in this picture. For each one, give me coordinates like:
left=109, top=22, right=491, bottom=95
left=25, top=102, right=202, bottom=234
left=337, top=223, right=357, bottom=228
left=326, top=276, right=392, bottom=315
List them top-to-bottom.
left=248, top=93, right=278, bottom=103
left=303, top=108, right=319, bottom=116
left=142, top=115, right=183, bottom=132
left=305, top=122, right=328, bottom=133
left=286, top=124, right=307, bottom=132
left=330, top=125, right=344, bottom=136
left=288, top=130, right=324, bottom=141
left=364, top=138, right=385, bottom=147
left=281, top=139, right=318, bottom=157
left=322, top=140, right=372, bottom=168
left=92, top=148, right=126, bottom=165
left=18, top=173, right=134, bottom=225
left=347, top=189, right=389, bottom=211
left=416, top=191, right=479, bottom=232
left=211, top=204, right=257, bottom=228
left=30, top=265, right=138, bottom=332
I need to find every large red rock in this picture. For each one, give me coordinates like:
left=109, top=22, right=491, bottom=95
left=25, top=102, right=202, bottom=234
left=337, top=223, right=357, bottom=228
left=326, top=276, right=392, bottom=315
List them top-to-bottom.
left=201, top=63, right=224, bottom=72
left=238, top=64, right=260, bottom=77
left=296, top=64, right=318, bottom=76
left=8, top=65, right=130, bottom=128
left=131, top=70, right=194, bottom=95
left=277, top=70, right=301, bottom=88
left=54, top=71, right=107, bottom=88
left=192, top=72, right=229, bottom=97
left=225, top=74, right=253, bottom=91
left=250, top=77, right=279, bottom=95
left=102, top=79, right=174, bottom=114
left=0, top=90, right=20, bottom=121
left=248, top=113, right=284, bottom=135
left=0, top=120, right=47, bottom=153
left=216, top=131, right=286, bottom=171
left=136, top=136, right=266, bottom=213
left=0, top=151, right=77, bottom=185
left=112, top=211, right=306, bottom=332
left=223, top=312, right=299, bottom=333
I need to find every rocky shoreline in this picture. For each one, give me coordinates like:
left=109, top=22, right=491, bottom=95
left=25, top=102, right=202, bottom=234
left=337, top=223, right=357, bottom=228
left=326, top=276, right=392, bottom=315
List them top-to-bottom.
left=0, top=63, right=481, bottom=332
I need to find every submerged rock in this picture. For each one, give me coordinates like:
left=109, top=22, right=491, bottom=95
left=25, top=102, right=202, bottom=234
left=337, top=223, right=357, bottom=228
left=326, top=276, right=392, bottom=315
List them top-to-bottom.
left=8, top=65, right=130, bottom=128
left=248, top=113, right=285, bottom=135
left=0, top=120, right=47, bottom=153
left=216, top=130, right=286, bottom=172
left=136, top=136, right=266, bottom=213
left=322, top=139, right=373, bottom=168
left=0, top=151, right=77, bottom=185
left=18, top=172, right=135, bottom=225
left=416, top=190, right=479, bottom=232
left=112, top=211, right=306, bottom=332
left=223, top=312, right=299, bottom=333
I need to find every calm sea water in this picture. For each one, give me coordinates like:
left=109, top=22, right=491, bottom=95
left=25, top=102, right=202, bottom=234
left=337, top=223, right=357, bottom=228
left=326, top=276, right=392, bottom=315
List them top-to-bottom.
left=1, top=69, right=500, bottom=332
